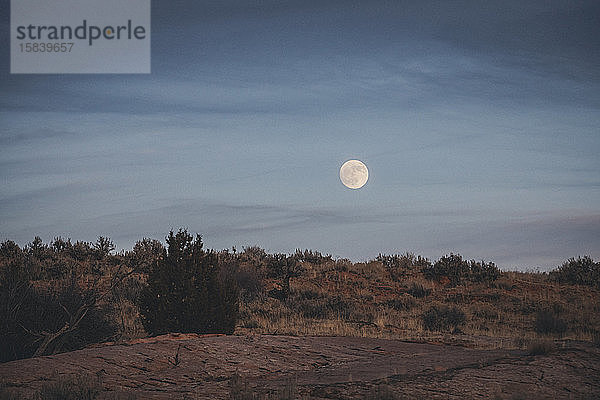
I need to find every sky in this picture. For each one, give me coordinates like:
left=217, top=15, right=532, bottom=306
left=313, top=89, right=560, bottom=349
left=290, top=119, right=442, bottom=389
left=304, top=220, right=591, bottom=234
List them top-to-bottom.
left=1, top=0, right=599, bottom=270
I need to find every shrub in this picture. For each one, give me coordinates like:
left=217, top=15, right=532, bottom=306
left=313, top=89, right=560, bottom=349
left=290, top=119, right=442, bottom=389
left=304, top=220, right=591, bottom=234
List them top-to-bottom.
left=138, top=230, right=239, bottom=335
left=93, top=237, right=115, bottom=259
left=128, top=238, right=164, bottom=273
left=0, top=241, right=116, bottom=362
left=0, top=241, right=30, bottom=361
left=238, top=246, right=269, bottom=270
left=293, top=249, right=332, bottom=265
left=218, top=250, right=264, bottom=302
left=376, top=252, right=431, bottom=270
left=377, top=253, right=431, bottom=281
left=423, top=253, right=499, bottom=285
left=266, top=254, right=303, bottom=299
left=423, top=254, right=468, bottom=285
left=550, top=256, right=599, bottom=287
left=333, top=259, right=351, bottom=271
left=469, top=259, right=501, bottom=283
left=232, top=264, right=263, bottom=301
left=492, top=280, right=515, bottom=291
left=407, top=282, right=431, bottom=298
left=0, top=283, right=116, bottom=362
left=39, top=283, right=114, bottom=353
left=295, top=288, right=323, bottom=300
left=385, top=295, right=417, bottom=311
left=296, top=296, right=352, bottom=320
left=325, top=296, right=353, bottom=320
left=297, top=300, right=329, bottom=319
left=423, top=305, right=466, bottom=332
left=472, top=305, right=499, bottom=320
left=535, top=308, right=567, bottom=335
left=243, top=319, right=260, bottom=329
left=528, top=339, right=556, bottom=356
left=228, top=374, right=254, bottom=400
left=229, top=374, right=300, bottom=400
left=35, top=375, right=102, bottom=400
left=0, top=376, right=137, bottom=400
left=277, top=377, right=299, bottom=400
left=0, top=381, right=20, bottom=400
left=364, top=384, right=399, bottom=400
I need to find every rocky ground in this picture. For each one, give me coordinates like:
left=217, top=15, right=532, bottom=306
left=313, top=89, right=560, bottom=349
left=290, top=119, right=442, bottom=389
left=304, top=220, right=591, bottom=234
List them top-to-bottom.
left=1, top=334, right=599, bottom=399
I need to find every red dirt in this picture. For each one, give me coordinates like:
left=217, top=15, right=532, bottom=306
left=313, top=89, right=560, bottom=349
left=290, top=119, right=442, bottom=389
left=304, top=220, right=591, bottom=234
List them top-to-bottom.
left=1, top=334, right=598, bottom=399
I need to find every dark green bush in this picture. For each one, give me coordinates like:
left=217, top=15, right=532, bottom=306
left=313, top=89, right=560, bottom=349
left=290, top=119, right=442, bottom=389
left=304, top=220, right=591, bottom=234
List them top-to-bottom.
left=138, top=230, right=239, bottom=335
left=128, top=238, right=164, bottom=273
left=423, top=253, right=500, bottom=285
left=550, top=256, right=599, bottom=287
left=423, top=305, right=466, bottom=332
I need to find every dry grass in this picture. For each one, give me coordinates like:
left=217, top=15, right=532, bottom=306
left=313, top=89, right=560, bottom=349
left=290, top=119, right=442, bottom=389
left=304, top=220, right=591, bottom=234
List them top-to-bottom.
left=7, top=239, right=598, bottom=354
left=101, top=254, right=599, bottom=350
left=234, top=258, right=600, bottom=349
left=0, top=374, right=137, bottom=400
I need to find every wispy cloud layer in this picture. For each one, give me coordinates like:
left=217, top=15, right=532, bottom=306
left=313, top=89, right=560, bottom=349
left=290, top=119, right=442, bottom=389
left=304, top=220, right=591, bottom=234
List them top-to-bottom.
left=1, top=1, right=598, bottom=269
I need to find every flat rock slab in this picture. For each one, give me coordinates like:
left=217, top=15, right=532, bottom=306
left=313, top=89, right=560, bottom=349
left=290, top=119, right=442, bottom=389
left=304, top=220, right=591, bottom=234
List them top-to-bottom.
left=1, top=334, right=598, bottom=399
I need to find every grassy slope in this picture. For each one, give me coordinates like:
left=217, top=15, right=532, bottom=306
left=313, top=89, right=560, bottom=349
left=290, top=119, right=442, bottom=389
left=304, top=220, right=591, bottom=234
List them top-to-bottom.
left=235, top=259, right=600, bottom=349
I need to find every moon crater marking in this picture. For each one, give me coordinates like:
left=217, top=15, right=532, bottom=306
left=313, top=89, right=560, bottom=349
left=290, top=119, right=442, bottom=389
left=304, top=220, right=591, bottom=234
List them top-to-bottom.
left=340, top=159, right=368, bottom=189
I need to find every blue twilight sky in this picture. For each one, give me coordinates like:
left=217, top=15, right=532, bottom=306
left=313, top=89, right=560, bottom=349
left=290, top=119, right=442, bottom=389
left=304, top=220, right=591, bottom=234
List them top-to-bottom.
left=1, top=0, right=599, bottom=270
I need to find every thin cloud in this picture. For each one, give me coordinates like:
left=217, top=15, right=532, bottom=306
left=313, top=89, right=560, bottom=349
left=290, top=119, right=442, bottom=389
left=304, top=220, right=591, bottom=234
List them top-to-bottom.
left=0, top=127, right=79, bottom=145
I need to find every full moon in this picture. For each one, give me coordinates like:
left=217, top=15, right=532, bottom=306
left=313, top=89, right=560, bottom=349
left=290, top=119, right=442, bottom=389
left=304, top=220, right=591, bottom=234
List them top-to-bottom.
left=340, top=159, right=369, bottom=189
